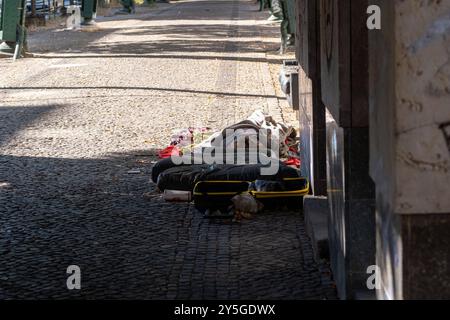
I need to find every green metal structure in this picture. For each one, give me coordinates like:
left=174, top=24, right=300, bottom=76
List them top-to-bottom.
left=0, top=0, right=26, bottom=56
left=81, top=0, right=97, bottom=25
left=269, top=0, right=296, bottom=53
left=284, top=0, right=296, bottom=35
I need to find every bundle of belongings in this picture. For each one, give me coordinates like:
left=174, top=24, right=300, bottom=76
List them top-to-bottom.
left=151, top=110, right=308, bottom=221
left=157, top=127, right=214, bottom=159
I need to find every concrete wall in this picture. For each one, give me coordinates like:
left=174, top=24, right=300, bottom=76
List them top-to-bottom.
left=294, top=0, right=449, bottom=299
left=295, top=0, right=327, bottom=196
left=369, top=0, right=450, bottom=299
left=395, top=0, right=450, bottom=214
left=298, top=65, right=314, bottom=186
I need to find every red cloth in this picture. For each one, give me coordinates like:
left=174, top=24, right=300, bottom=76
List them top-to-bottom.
left=158, top=145, right=180, bottom=159
left=284, top=146, right=301, bottom=167
left=284, top=157, right=301, bottom=167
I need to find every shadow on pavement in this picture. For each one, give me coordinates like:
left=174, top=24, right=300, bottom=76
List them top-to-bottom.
left=0, top=86, right=284, bottom=99
left=0, top=105, right=60, bottom=147
left=0, top=150, right=335, bottom=300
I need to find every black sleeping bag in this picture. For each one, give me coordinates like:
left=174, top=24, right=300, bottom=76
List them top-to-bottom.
left=151, top=157, right=178, bottom=183
left=156, top=163, right=302, bottom=192
left=156, top=165, right=211, bottom=191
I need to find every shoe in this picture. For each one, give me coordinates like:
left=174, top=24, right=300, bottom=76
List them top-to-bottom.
left=267, top=15, right=282, bottom=22
left=286, top=36, right=295, bottom=46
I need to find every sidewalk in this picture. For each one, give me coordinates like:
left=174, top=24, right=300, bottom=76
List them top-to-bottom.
left=0, top=0, right=336, bottom=299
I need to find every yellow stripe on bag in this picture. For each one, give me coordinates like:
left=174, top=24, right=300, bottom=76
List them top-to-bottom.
left=193, top=179, right=310, bottom=198
left=250, top=180, right=309, bottom=198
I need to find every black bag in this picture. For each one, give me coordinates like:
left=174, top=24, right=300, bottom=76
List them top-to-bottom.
left=249, top=177, right=309, bottom=207
left=249, top=178, right=308, bottom=195
left=193, top=181, right=250, bottom=212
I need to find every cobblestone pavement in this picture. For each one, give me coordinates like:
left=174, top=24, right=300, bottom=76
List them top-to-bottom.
left=0, top=0, right=336, bottom=299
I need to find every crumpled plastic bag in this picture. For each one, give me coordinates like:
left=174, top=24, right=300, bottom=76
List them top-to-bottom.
left=231, top=193, right=264, bottom=220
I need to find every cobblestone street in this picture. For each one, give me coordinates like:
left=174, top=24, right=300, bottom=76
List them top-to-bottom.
left=0, top=0, right=336, bottom=299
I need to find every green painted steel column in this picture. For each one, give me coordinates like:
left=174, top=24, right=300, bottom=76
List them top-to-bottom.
left=0, top=0, right=25, bottom=54
left=81, top=0, right=97, bottom=25
left=280, top=0, right=296, bottom=53
left=284, top=0, right=296, bottom=35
